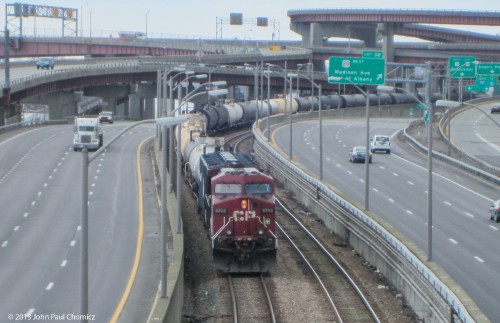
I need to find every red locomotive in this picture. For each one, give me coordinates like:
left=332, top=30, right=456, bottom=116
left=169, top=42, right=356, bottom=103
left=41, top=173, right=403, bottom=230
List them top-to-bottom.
left=197, top=151, right=277, bottom=272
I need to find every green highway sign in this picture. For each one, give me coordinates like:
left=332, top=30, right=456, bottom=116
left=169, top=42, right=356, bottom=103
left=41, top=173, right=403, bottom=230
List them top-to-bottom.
left=362, top=50, right=383, bottom=58
left=449, top=56, right=476, bottom=78
left=328, top=57, right=385, bottom=85
left=476, top=63, right=500, bottom=75
left=476, top=76, right=498, bottom=87
left=465, top=85, right=489, bottom=92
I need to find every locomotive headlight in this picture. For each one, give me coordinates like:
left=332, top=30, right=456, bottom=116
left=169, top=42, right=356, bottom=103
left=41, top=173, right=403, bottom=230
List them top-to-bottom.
left=257, top=229, right=264, bottom=236
left=226, top=230, right=232, bottom=236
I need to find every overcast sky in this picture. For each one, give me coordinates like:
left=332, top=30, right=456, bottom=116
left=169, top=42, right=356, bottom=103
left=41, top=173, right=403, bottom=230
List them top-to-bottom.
left=3, top=1, right=500, bottom=40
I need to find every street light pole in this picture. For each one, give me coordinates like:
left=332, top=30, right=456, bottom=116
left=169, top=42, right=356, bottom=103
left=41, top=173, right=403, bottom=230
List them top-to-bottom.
left=425, top=61, right=433, bottom=262
left=329, top=76, right=370, bottom=210
left=365, top=89, right=370, bottom=211
left=80, top=148, right=89, bottom=323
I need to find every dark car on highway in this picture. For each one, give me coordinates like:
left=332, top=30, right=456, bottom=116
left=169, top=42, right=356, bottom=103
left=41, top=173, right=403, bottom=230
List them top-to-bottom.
left=36, top=57, right=54, bottom=69
left=491, top=103, right=500, bottom=114
left=99, top=111, right=114, bottom=124
left=349, top=146, right=372, bottom=163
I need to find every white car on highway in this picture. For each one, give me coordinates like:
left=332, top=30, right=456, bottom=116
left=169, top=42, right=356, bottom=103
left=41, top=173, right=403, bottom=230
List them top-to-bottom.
left=370, top=135, right=391, bottom=154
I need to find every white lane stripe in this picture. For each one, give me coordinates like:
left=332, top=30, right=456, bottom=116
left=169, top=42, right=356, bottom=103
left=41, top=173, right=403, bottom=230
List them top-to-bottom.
left=392, top=153, right=495, bottom=203
left=407, top=181, right=414, bottom=185
left=388, top=198, right=395, bottom=203
left=444, top=201, right=452, bottom=206
left=406, top=210, right=413, bottom=215
left=23, top=212, right=29, bottom=218
left=465, top=212, right=475, bottom=218
left=489, top=225, right=498, bottom=231
left=14, top=226, right=19, bottom=231
left=449, top=238, right=458, bottom=244
left=70, top=240, right=76, bottom=247
left=2, top=241, right=8, bottom=247
left=474, top=256, right=485, bottom=263
left=61, top=260, right=67, bottom=267
left=46, top=282, right=54, bottom=290
left=26, top=308, right=35, bottom=316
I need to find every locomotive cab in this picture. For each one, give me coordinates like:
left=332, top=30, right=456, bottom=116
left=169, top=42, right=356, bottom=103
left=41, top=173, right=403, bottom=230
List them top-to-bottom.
left=210, top=167, right=277, bottom=272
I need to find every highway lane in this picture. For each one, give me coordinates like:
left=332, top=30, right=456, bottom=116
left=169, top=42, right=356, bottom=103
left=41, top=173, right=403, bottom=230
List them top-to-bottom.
left=451, top=102, right=500, bottom=168
left=274, top=118, right=500, bottom=320
left=0, top=122, right=156, bottom=321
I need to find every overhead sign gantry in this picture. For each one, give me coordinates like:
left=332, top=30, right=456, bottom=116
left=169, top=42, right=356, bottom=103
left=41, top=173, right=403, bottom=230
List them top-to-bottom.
left=5, top=3, right=78, bottom=37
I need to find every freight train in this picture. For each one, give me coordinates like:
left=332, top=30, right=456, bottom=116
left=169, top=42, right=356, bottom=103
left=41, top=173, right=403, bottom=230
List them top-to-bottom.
left=178, top=91, right=438, bottom=272
left=199, top=92, right=432, bottom=134
left=179, top=115, right=277, bottom=273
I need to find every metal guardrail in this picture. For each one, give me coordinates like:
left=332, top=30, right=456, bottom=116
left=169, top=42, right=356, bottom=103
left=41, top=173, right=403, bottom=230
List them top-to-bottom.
left=436, top=97, right=500, bottom=179
left=252, top=115, right=478, bottom=322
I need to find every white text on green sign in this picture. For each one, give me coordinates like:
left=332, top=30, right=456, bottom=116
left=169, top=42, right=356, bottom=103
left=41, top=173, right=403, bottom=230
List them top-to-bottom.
left=362, top=51, right=383, bottom=58
left=449, top=56, right=476, bottom=78
left=328, top=57, right=385, bottom=85
left=476, top=63, right=500, bottom=75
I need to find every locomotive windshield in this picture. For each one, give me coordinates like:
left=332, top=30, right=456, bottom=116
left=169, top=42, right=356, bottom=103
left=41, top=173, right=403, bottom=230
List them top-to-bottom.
left=215, top=183, right=241, bottom=195
left=245, top=183, right=272, bottom=194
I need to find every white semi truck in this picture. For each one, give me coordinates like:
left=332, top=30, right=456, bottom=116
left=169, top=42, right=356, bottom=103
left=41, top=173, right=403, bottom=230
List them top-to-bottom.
left=73, top=116, right=103, bottom=151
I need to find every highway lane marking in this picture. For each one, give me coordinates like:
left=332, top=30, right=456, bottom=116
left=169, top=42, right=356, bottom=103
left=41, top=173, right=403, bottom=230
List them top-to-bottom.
left=110, top=136, right=150, bottom=323
left=392, top=153, right=495, bottom=203
left=392, top=172, right=398, bottom=177
left=407, top=181, right=414, bottom=185
left=372, top=188, right=379, bottom=192
left=388, top=198, right=395, bottom=203
left=31, top=200, right=36, bottom=206
left=444, top=201, right=452, bottom=206
left=406, top=210, right=413, bottom=215
left=23, top=212, right=29, bottom=218
left=465, top=212, right=475, bottom=218
left=77, top=225, right=81, bottom=231
left=489, top=225, right=498, bottom=231
left=14, top=226, right=19, bottom=231
left=449, top=238, right=458, bottom=244
left=70, top=240, right=76, bottom=247
left=2, top=241, right=8, bottom=247
left=474, top=256, right=485, bottom=263
left=61, top=260, right=67, bottom=267
left=46, top=282, right=54, bottom=290
left=26, top=308, right=35, bottom=316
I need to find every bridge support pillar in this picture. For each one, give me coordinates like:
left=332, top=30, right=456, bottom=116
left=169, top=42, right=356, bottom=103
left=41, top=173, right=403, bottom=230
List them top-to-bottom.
left=378, top=23, right=396, bottom=63
left=84, top=84, right=131, bottom=117
left=22, top=91, right=78, bottom=121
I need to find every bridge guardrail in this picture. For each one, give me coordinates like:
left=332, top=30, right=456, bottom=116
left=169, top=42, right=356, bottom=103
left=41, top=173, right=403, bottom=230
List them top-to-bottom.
left=253, top=113, right=486, bottom=322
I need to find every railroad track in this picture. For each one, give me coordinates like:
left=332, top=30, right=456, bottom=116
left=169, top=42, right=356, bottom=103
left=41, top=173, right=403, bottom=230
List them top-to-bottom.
left=223, top=131, right=254, bottom=152
left=276, top=197, right=381, bottom=323
left=228, top=274, right=276, bottom=323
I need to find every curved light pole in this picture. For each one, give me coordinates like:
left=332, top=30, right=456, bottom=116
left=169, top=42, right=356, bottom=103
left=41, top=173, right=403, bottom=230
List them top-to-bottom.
left=377, top=62, right=435, bottom=262
left=330, top=76, right=371, bottom=211
left=169, top=86, right=227, bottom=234
left=435, top=100, right=500, bottom=128
left=81, top=116, right=186, bottom=309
